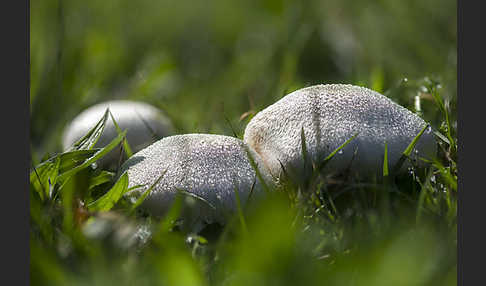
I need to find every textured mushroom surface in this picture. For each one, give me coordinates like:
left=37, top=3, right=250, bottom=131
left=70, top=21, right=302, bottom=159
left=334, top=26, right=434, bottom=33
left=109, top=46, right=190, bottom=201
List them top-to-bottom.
left=244, top=84, right=437, bottom=181
left=62, top=100, right=173, bottom=168
left=119, top=134, right=274, bottom=225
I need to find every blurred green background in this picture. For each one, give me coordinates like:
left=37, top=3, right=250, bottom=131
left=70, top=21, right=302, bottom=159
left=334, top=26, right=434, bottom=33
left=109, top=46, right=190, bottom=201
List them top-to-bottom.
left=30, top=0, right=456, bottom=160
left=30, top=0, right=457, bottom=285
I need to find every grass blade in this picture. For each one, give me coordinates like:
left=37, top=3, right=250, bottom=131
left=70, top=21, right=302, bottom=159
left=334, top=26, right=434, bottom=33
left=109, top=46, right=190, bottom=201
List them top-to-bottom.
left=430, top=86, right=455, bottom=152
left=70, top=108, right=110, bottom=151
left=135, top=109, right=160, bottom=142
left=109, top=110, right=133, bottom=158
left=223, top=112, right=239, bottom=139
left=392, top=124, right=428, bottom=174
left=403, top=125, right=429, bottom=157
left=300, top=126, right=311, bottom=176
left=57, top=130, right=127, bottom=184
left=433, top=130, right=450, bottom=145
left=316, top=132, right=359, bottom=173
left=324, top=133, right=359, bottom=161
left=383, top=142, right=389, bottom=177
left=244, top=145, right=270, bottom=194
left=59, top=149, right=99, bottom=172
left=30, top=157, right=61, bottom=201
left=433, top=160, right=457, bottom=191
left=31, top=164, right=45, bottom=201
left=416, top=168, right=434, bottom=222
left=129, top=170, right=168, bottom=214
left=88, top=171, right=115, bottom=190
left=88, top=172, right=129, bottom=211
left=246, top=178, right=257, bottom=205
left=233, top=183, right=249, bottom=235
left=177, top=189, right=217, bottom=211
left=158, top=193, right=184, bottom=234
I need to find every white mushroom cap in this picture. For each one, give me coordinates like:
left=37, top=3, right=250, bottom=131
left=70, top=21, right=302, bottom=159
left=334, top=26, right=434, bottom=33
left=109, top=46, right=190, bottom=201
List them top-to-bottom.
left=243, top=84, right=437, bottom=182
left=62, top=100, right=173, bottom=168
left=119, top=134, right=274, bottom=225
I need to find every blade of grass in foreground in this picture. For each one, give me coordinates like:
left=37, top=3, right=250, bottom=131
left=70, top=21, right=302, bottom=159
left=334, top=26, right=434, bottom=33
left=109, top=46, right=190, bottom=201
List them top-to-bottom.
left=392, top=124, right=428, bottom=174
left=57, top=130, right=127, bottom=184
left=315, top=132, right=359, bottom=174
left=380, top=142, right=392, bottom=217
left=383, top=142, right=389, bottom=177
left=30, top=149, right=100, bottom=201
left=59, top=149, right=99, bottom=172
left=129, top=170, right=167, bottom=214
left=88, top=171, right=115, bottom=190
left=88, top=172, right=129, bottom=212
left=177, top=189, right=217, bottom=211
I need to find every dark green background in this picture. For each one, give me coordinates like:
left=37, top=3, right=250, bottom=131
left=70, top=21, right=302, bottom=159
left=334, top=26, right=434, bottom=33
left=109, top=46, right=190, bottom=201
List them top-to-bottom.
left=30, top=0, right=456, bottom=160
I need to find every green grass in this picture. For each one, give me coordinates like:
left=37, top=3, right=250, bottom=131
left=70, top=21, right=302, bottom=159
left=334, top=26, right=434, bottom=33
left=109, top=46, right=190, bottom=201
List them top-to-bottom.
left=30, top=0, right=456, bottom=285
left=29, top=82, right=457, bottom=285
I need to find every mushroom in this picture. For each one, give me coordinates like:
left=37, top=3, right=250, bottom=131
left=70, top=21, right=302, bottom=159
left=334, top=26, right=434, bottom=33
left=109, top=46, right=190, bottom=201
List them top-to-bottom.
left=243, top=84, right=437, bottom=182
left=62, top=100, right=173, bottom=169
left=118, top=134, right=274, bottom=227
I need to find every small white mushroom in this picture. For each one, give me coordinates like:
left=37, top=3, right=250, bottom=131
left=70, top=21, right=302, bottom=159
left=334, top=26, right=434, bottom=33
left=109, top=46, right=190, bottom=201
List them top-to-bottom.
left=243, top=84, right=437, bottom=182
left=62, top=100, right=173, bottom=169
left=118, top=134, right=274, bottom=226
